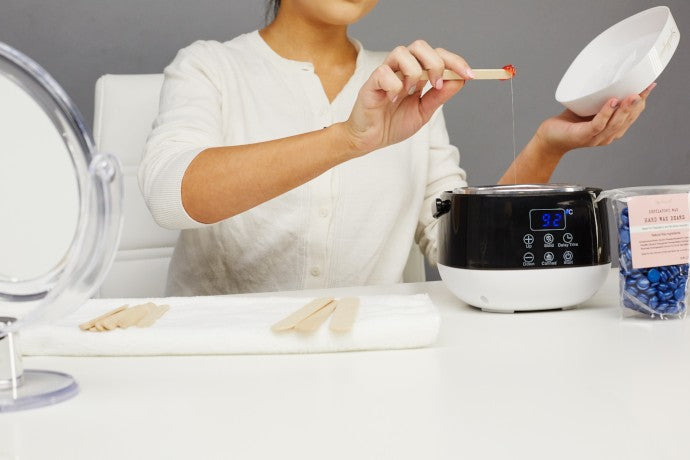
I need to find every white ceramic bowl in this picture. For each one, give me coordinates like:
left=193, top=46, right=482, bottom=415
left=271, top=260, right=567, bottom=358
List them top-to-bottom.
left=556, top=6, right=680, bottom=117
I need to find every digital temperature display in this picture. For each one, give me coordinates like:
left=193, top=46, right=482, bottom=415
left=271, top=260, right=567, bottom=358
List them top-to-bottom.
left=530, top=209, right=566, bottom=231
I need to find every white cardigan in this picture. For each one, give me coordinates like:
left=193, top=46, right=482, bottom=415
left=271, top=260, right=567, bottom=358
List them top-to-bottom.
left=140, top=31, right=467, bottom=296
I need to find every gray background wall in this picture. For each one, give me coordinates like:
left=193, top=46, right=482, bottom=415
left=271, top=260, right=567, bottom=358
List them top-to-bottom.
left=2, top=0, right=688, bottom=279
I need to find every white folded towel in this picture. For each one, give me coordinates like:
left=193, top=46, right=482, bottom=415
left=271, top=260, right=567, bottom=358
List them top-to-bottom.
left=21, top=294, right=439, bottom=356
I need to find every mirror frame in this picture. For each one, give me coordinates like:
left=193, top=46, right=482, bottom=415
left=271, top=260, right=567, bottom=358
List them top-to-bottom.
left=0, top=42, right=123, bottom=330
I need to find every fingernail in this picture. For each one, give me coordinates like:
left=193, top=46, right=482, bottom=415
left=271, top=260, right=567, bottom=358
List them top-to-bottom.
left=466, top=69, right=475, bottom=79
left=435, top=78, right=443, bottom=90
left=650, top=82, right=657, bottom=91
left=408, top=85, right=417, bottom=95
left=391, top=94, right=398, bottom=103
left=611, top=99, right=620, bottom=109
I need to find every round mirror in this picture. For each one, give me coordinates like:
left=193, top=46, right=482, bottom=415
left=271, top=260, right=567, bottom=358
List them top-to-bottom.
left=0, top=42, right=123, bottom=411
left=0, top=72, right=79, bottom=283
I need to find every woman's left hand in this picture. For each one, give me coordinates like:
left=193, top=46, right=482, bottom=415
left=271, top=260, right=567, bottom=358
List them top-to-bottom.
left=535, top=83, right=656, bottom=155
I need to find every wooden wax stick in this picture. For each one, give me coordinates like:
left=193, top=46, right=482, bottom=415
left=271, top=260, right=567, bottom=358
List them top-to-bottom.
left=395, top=68, right=514, bottom=81
left=329, top=297, right=360, bottom=333
left=271, top=298, right=335, bottom=332
left=294, top=301, right=337, bottom=333
left=100, top=302, right=154, bottom=330
left=116, top=303, right=155, bottom=329
left=136, top=304, right=170, bottom=328
left=79, top=305, right=128, bottom=331
left=99, top=308, right=130, bottom=330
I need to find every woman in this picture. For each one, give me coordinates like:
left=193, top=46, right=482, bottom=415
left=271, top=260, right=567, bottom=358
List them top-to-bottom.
left=140, top=0, right=653, bottom=296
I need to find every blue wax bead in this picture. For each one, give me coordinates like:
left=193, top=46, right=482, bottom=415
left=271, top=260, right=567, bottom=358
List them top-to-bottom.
left=622, top=207, right=629, bottom=217
left=621, top=212, right=629, bottom=225
left=619, top=229, right=631, bottom=245
left=671, top=266, right=680, bottom=276
left=647, top=269, right=661, bottom=283
left=631, top=271, right=642, bottom=279
left=661, top=272, right=669, bottom=282
left=626, top=277, right=637, bottom=286
left=636, top=278, right=651, bottom=290
left=669, top=281, right=678, bottom=290
left=658, top=283, right=669, bottom=291
left=626, top=285, right=639, bottom=296
left=646, top=287, right=658, bottom=296
left=675, top=288, right=685, bottom=301
left=662, top=291, right=674, bottom=301
left=638, top=293, right=650, bottom=304
left=650, top=297, right=660, bottom=309
left=659, top=302, right=670, bottom=311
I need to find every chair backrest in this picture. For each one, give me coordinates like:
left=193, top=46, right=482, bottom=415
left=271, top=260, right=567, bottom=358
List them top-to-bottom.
left=93, top=74, right=425, bottom=298
left=94, top=74, right=178, bottom=297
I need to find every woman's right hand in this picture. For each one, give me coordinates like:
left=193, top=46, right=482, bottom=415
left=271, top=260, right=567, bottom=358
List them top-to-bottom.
left=344, top=40, right=474, bottom=157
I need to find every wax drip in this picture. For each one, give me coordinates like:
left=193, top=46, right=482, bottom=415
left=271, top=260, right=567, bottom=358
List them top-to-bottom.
left=510, top=78, right=517, bottom=184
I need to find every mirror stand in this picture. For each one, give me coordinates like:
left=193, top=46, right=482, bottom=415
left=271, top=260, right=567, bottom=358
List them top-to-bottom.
left=0, top=318, right=78, bottom=412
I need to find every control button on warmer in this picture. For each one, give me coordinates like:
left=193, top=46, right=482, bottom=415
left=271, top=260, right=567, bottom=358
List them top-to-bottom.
left=544, top=233, right=555, bottom=245
left=563, top=233, right=574, bottom=243
left=523, top=234, right=534, bottom=246
left=563, top=251, right=574, bottom=262
left=523, top=252, right=535, bottom=263
left=543, top=252, right=555, bottom=263
left=310, top=267, right=321, bottom=277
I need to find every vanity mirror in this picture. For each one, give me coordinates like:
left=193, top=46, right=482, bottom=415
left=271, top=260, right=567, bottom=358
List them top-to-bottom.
left=0, top=42, right=123, bottom=411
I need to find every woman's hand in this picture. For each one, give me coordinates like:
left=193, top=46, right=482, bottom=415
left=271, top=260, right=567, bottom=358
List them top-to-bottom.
left=343, top=40, right=473, bottom=156
left=499, top=83, right=656, bottom=185
left=535, top=83, right=656, bottom=155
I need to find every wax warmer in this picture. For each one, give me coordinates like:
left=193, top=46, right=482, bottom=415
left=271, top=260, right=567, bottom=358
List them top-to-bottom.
left=434, top=185, right=611, bottom=313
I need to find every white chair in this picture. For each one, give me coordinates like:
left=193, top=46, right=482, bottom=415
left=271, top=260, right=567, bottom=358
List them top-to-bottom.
left=93, top=74, right=425, bottom=297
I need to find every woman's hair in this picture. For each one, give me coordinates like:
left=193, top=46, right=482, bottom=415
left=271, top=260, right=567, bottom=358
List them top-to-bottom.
left=266, top=0, right=281, bottom=22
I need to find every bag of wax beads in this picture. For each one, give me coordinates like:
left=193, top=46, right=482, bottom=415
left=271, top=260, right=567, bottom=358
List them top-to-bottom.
left=604, top=186, right=689, bottom=319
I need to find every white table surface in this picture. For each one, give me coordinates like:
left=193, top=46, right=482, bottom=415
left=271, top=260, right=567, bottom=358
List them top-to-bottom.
left=2, top=269, right=690, bottom=460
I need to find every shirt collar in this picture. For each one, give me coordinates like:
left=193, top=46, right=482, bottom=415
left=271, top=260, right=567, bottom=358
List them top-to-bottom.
left=248, top=30, right=366, bottom=73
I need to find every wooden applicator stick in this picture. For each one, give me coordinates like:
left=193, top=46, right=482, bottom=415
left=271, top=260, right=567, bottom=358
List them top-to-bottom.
left=396, top=65, right=516, bottom=82
left=329, top=297, right=360, bottom=333
left=271, top=298, right=335, bottom=332
left=294, top=301, right=337, bottom=333
left=79, top=305, right=128, bottom=331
